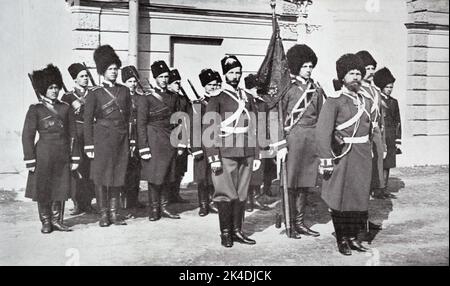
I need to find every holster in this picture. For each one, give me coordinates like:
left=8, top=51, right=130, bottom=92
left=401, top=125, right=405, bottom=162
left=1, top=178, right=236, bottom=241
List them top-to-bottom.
left=331, top=131, right=345, bottom=156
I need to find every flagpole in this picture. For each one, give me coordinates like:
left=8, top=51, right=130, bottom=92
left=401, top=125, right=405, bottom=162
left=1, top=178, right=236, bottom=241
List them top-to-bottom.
left=270, top=0, right=292, bottom=238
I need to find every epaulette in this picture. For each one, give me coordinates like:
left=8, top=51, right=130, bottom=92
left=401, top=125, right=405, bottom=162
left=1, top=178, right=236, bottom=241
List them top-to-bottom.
left=56, top=99, right=70, bottom=106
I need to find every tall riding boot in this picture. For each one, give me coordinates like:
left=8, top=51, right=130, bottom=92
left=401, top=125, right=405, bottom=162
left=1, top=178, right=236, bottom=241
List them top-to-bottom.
left=382, top=169, right=396, bottom=199
left=171, top=180, right=189, bottom=204
left=148, top=183, right=161, bottom=221
left=198, top=183, right=209, bottom=217
left=96, top=185, right=110, bottom=227
left=161, top=185, right=180, bottom=219
left=208, top=185, right=218, bottom=213
left=253, top=186, right=270, bottom=210
left=245, top=187, right=255, bottom=212
left=109, top=188, right=127, bottom=225
left=287, top=190, right=302, bottom=239
left=294, top=190, right=320, bottom=237
left=70, top=199, right=83, bottom=216
left=231, top=200, right=256, bottom=244
left=51, top=201, right=72, bottom=231
left=217, top=201, right=233, bottom=247
left=38, top=202, right=53, bottom=234
left=331, top=210, right=351, bottom=255
left=347, top=212, right=368, bottom=252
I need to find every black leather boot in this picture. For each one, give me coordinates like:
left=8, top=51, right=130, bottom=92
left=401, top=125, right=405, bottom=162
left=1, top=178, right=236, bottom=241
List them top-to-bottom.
left=382, top=170, right=396, bottom=199
left=170, top=181, right=189, bottom=204
left=148, top=183, right=161, bottom=221
left=198, top=183, right=209, bottom=217
left=96, top=185, right=110, bottom=227
left=206, top=185, right=218, bottom=213
left=161, top=186, right=180, bottom=219
left=245, top=187, right=255, bottom=212
left=253, top=187, right=270, bottom=211
left=109, top=188, right=127, bottom=226
left=285, top=190, right=302, bottom=239
left=294, top=190, right=320, bottom=237
left=70, top=200, right=83, bottom=216
left=232, top=200, right=256, bottom=245
left=51, top=201, right=72, bottom=231
left=217, top=201, right=233, bottom=248
left=38, top=202, right=53, bottom=234
left=331, top=210, right=351, bottom=256
left=348, top=212, right=369, bottom=252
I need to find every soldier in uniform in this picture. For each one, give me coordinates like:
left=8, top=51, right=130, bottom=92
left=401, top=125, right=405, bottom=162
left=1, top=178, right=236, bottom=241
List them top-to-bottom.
left=273, top=44, right=325, bottom=238
left=84, top=45, right=133, bottom=227
left=356, top=51, right=387, bottom=199
left=316, top=54, right=372, bottom=255
left=204, top=55, right=261, bottom=247
left=137, top=60, right=180, bottom=221
left=61, top=63, right=96, bottom=215
left=23, top=64, right=79, bottom=233
left=121, top=65, right=144, bottom=211
left=374, top=67, right=401, bottom=199
left=167, top=68, right=190, bottom=204
left=190, top=68, right=221, bottom=216
left=243, top=74, right=271, bottom=212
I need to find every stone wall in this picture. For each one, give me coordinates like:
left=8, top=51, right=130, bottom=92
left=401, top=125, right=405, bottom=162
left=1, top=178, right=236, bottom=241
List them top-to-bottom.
left=405, top=0, right=449, bottom=165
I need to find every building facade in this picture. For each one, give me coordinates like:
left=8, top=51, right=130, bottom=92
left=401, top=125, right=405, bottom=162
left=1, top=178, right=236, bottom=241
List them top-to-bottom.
left=0, top=0, right=448, bottom=178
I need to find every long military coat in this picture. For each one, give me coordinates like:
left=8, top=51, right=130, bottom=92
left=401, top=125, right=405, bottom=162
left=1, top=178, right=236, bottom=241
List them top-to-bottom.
left=83, top=82, right=132, bottom=187
left=316, top=87, right=373, bottom=212
left=22, top=99, right=79, bottom=202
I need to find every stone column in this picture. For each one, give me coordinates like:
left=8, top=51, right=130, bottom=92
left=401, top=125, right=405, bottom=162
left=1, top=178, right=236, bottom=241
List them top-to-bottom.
left=128, top=0, right=139, bottom=68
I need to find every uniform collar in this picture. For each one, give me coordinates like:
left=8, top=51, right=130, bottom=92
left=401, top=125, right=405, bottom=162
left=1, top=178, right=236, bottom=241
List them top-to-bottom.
left=295, top=76, right=311, bottom=85
left=102, top=79, right=116, bottom=87
left=223, top=82, right=240, bottom=93
left=74, top=85, right=87, bottom=94
left=155, top=85, right=166, bottom=93
left=381, top=92, right=389, bottom=100
left=41, top=96, right=56, bottom=105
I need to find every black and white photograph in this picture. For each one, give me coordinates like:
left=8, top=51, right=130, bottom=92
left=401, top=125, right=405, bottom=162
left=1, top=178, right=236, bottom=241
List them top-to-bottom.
left=0, top=0, right=448, bottom=268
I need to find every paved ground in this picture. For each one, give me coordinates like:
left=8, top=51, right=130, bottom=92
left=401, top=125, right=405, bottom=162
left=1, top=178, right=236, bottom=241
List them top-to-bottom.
left=0, top=165, right=448, bottom=266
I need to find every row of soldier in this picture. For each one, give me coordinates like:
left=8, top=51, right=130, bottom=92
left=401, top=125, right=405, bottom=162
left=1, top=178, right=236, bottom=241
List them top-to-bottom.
left=22, top=43, right=401, bottom=254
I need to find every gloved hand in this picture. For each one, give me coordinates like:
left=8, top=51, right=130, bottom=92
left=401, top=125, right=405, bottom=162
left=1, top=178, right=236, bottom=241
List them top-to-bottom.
left=86, top=151, right=94, bottom=159
left=141, top=153, right=152, bottom=160
left=319, top=158, right=334, bottom=180
left=253, top=159, right=261, bottom=171
left=210, top=161, right=222, bottom=173
left=71, top=163, right=79, bottom=171
left=27, top=166, right=36, bottom=173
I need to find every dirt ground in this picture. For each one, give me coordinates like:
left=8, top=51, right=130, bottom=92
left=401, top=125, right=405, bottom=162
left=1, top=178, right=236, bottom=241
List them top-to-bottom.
left=0, top=165, right=448, bottom=266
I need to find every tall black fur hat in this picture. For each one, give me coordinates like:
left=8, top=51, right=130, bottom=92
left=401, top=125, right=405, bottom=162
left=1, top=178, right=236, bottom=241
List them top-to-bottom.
left=286, top=44, right=318, bottom=75
left=93, top=45, right=122, bottom=75
left=356, top=50, right=377, bottom=68
left=336, top=53, right=366, bottom=81
left=221, top=55, right=242, bottom=75
left=151, top=60, right=170, bottom=78
left=68, top=63, right=87, bottom=79
left=31, top=64, right=64, bottom=96
left=121, top=65, right=139, bottom=83
left=373, top=67, right=396, bottom=90
left=168, top=69, right=181, bottom=84
left=199, top=69, right=216, bottom=86
left=213, top=71, right=222, bottom=83
left=244, top=74, right=258, bottom=90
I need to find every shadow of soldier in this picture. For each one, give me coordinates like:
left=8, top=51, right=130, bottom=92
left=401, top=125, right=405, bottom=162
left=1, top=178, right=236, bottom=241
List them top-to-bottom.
left=362, top=176, right=405, bottom=243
